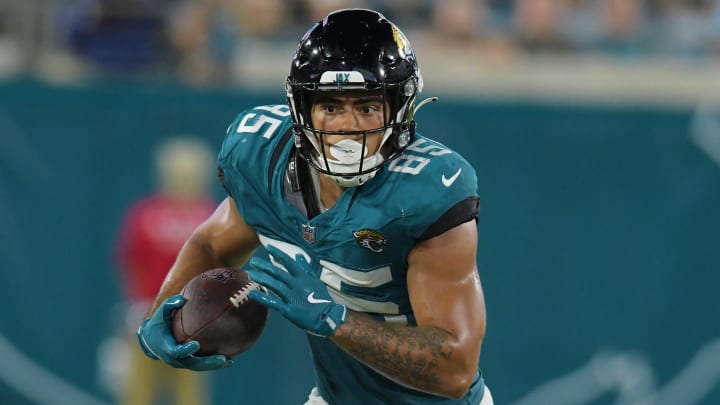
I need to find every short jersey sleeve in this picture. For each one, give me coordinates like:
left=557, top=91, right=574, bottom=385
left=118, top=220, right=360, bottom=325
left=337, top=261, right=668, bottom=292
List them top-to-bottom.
left=217, top=104, right=294, bottom=212
left=381, top=135, right=479, bottom=241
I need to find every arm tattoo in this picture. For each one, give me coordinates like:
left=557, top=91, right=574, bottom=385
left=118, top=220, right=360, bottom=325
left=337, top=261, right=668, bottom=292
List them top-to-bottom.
left=333, top=312, right=454, bottom=391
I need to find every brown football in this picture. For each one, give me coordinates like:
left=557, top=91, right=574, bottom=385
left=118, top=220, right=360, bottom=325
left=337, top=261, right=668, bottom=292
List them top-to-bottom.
left=172, top=267, right=269, bottom=357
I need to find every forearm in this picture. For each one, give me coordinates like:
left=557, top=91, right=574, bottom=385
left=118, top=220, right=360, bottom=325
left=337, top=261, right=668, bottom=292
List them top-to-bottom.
left=144, top=198, right=259, bottom=319
left=145, top=235, right=229, bottom=318
left=330, top=310, right=473, bottom=399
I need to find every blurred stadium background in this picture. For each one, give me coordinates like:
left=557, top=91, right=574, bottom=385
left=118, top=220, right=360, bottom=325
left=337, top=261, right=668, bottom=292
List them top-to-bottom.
left=1, top=0, right=720, bottom=404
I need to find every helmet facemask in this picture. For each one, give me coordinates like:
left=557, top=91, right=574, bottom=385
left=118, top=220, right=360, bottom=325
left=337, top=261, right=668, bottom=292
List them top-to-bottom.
left=285, top=9, right=423, bottom=187
left=287, top=76, right=420, bottom=187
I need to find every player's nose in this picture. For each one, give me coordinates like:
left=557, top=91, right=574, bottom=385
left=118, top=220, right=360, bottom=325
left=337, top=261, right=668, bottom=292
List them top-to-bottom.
left=336, top=110, right=361, bottom=132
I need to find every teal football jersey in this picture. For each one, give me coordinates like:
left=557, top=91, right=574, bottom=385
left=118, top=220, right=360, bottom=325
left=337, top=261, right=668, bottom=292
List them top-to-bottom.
left=218, top=104, right=485, bottom=404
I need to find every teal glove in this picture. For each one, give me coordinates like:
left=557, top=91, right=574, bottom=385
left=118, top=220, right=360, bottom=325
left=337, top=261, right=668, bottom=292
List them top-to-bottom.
left=247, top=245, right=347, bottom=337
left=136, top=294, right=233, bottom=371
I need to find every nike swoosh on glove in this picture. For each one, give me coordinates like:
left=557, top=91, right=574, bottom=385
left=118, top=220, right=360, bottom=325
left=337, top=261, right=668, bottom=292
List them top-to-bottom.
left=246, top=245, right=347, bottom=337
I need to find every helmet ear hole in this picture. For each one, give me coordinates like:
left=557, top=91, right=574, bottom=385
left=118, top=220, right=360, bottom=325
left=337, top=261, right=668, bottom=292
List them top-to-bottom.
left=403, top=79, right=416, bottom=97
left=396, top=129, right=411, bottom=149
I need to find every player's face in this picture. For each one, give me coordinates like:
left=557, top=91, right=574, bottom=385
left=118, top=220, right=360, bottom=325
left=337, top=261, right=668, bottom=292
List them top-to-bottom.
left=310, top=92, right=387, bottom=156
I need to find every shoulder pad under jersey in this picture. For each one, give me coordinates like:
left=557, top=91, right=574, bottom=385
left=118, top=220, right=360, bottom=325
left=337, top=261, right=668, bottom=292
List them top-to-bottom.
left=217, top=104, right=294, bottom=200
left=381, top=135, right=479, bottom=239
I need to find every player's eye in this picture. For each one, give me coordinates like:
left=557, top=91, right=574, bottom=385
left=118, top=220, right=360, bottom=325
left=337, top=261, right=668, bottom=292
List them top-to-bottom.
left=360, top=105, right=378, bottom=114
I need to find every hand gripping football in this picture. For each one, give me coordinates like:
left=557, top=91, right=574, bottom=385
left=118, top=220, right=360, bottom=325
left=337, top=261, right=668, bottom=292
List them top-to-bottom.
left=172, top=267, right=269, bottom=357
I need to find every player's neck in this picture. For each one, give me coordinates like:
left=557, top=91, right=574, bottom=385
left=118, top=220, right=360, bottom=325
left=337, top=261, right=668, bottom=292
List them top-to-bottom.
left=318, top=173, right=345, bottom=210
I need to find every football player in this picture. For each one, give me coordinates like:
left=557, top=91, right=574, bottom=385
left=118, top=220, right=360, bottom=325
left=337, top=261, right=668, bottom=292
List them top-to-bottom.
left=137, top=8, right=492, bottom=405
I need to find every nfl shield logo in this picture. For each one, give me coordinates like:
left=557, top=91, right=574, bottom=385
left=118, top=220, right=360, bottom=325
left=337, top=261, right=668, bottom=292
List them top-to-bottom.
left=302, top=224, right=316, bottom=244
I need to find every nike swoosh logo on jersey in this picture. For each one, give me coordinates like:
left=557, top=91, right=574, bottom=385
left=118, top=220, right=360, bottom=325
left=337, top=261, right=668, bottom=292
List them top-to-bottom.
left=442, top=168, right=462, bottom=187
left=307, top=292, right=331, bottom=304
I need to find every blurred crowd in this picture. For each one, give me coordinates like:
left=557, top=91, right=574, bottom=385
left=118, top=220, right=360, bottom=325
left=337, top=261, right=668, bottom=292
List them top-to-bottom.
left=1, top=0, right=720, bottom=86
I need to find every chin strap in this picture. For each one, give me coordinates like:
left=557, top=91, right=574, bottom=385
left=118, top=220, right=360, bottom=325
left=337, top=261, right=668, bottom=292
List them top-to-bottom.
left=325, top=171, right=377, bottom=187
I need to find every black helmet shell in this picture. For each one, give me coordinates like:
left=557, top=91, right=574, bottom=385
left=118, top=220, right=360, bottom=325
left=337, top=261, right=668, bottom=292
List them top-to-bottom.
left=289, top=9, right=418, bottom=89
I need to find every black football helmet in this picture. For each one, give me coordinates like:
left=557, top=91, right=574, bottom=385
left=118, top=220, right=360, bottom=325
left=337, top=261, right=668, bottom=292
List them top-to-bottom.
left=286, top=8, right=423, bottom=187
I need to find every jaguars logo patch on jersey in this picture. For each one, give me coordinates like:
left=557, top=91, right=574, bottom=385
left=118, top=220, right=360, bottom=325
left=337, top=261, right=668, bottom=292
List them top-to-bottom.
left=352, top=229, right=387, bottom=253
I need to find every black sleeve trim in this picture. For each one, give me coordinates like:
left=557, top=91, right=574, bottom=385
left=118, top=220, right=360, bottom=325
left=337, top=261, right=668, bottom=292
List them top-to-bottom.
left=268, top=128, right=295, bottom=189
left=296, top=149, right=323, bottom=219
left=218, top=166, right=231, bottom=197
left=418, top=196, right=480, bottom=241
